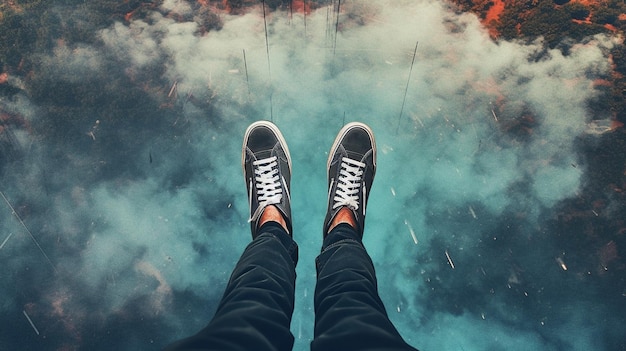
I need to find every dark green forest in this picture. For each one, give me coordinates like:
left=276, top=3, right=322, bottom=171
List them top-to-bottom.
left=453, top=0, right=626, bottom=123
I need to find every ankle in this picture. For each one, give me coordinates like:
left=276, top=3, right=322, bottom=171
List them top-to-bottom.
left=259, top=205, right=289, bottom=233
left=327, top=207, right=357, bottom=234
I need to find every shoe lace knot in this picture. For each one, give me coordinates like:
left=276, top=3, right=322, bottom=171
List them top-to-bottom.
left=250, top=156, right=282, bottom=221
left=333, top=157, right=365, bottom=211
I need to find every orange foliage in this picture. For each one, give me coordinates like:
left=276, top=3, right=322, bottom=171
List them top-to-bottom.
left=4, top=0, right=23, bottom=13
left=222, top=0, right=231, bottom=13
left=291, top=0, right=312, bottom=14
left=483, top=0, right=505, bottom=38
left=485, top=0, right=505, bottom=24
left=571, top=0, right=603, bottom=5
left=593, top=78, right=612, bottom=87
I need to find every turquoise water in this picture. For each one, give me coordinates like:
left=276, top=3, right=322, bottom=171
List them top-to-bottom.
left=0, top=1, right=624, bottom=350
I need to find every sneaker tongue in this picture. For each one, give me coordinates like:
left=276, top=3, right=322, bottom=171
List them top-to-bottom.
left=255, top=149, right=273, bottom=160
left=345, top=150, right=365, bottom=162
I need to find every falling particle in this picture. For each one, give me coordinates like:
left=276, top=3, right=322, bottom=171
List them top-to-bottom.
left=396, top=40, right=419, bottom=134
left=168, top=81, right=178, bottom=98
left=491, top=109, right=499, bottom=122
left=413, top=114, right=425, bottom=127
left=381, top=144, right=394, bottom=154
left=390, top=187, right=396, bottom=196
left=0, top=191, right=58, bottom=274
left=227, top=203, right=232, bottom=208
left=468, top=206, right=477, bottom=219
left=591, top=210, right=599, bottom=216
left=404, top=219, right=418, bottom=245
left=0, top=232, right=13, bottom=249
left=445, top=250, right=455, bottom=269
left=556, top=257, right=567, bottom=271
left=397, top=305, right=401, bottom=313
left=23, top=310, right=40, bottom=335
left=481, top=313, right=485, bottom=320
left=298, top=319, right=302, bottom=339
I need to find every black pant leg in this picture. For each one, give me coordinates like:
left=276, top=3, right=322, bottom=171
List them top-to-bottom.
left=164, top=223, right=298, bottom=351
left=311, top=224, right=418, bottom=351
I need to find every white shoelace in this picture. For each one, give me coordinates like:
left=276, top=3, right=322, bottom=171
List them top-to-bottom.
left=250, top=156, right=282, bottom=222
left=333, top=157, right=365, bottom=211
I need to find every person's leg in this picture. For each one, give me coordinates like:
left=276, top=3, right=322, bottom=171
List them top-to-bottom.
left=164, top=121, right=297, bottom=351
left=312, top=123, right=418, bottom=351
left=165, top=221, right=298, bottom=351
left=312, top=222, right=416, bottom=351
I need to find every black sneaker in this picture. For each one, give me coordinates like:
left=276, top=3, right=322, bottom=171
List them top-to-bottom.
left=242, top=121, right=292, bottom=238
left=323, top=122, right=376, bottom=237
